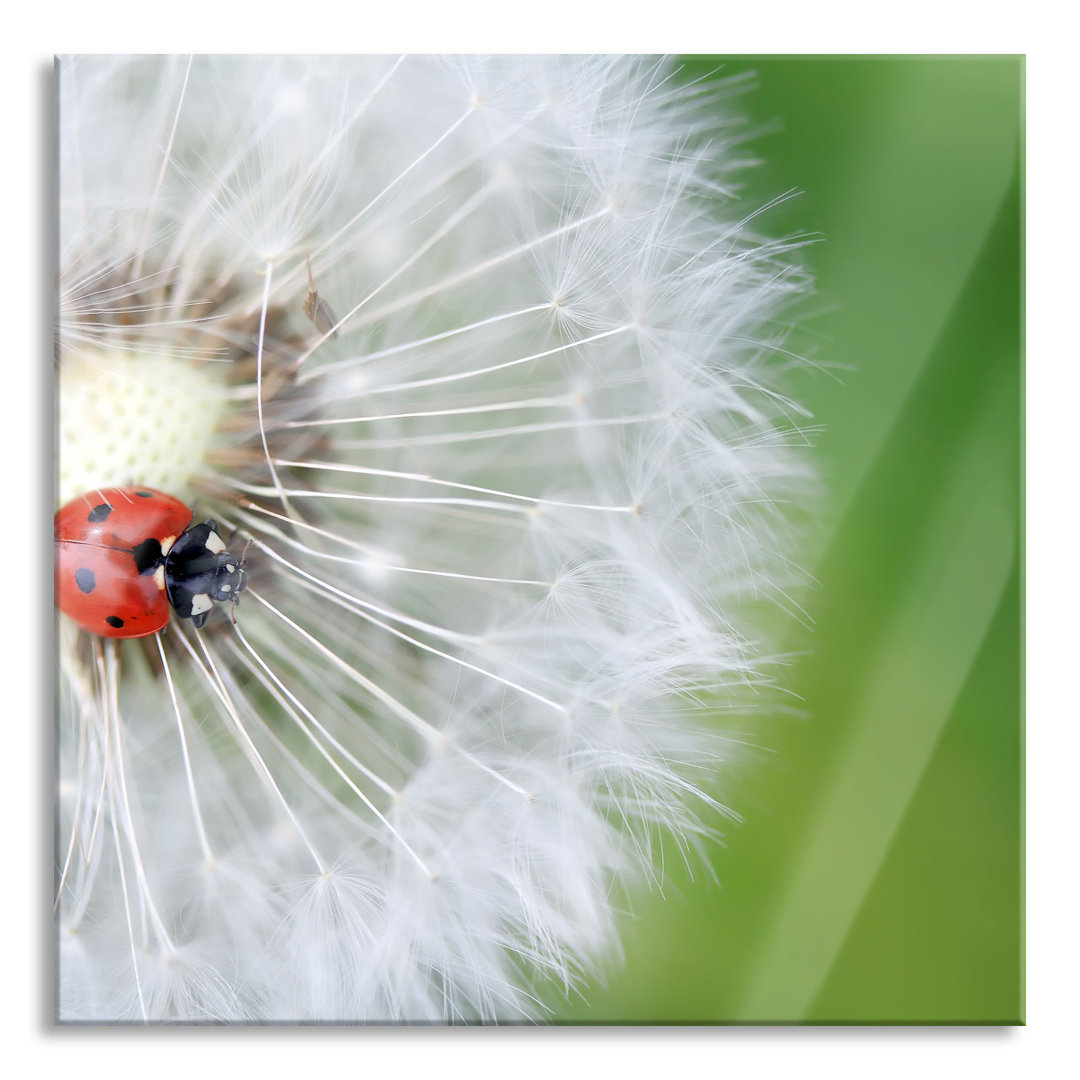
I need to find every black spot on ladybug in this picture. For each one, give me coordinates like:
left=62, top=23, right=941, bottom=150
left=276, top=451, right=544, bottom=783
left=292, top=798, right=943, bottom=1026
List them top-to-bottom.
left=135, top=491, right=153, bottom=498
left=87, top=503, right=113, bottom=523
left=132, top=537, right=164, bottom=574
left=75, top=567, right=95, bottom=594
left=105, top=615, right=124, bottom=629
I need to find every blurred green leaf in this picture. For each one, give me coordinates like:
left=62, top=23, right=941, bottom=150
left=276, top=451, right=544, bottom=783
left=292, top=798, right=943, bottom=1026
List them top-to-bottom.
left=560, top=57, right=1022, bottom=1025
left=736, top=171, right=1021, bottom=1020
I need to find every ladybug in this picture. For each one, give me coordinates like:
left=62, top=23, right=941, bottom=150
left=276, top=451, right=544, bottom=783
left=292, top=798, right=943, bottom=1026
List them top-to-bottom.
left=54, top=487, right=249, bottom=639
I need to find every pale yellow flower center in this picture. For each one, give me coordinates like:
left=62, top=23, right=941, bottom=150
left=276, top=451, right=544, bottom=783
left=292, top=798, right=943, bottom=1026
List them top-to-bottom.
left=58, top=349, right=227, bottom=507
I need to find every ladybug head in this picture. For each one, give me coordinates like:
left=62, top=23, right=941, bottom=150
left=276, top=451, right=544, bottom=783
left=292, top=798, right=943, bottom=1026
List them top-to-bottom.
left=164, top=522, right=252, bottom=629
left=219, top=539, right=253, bottom=625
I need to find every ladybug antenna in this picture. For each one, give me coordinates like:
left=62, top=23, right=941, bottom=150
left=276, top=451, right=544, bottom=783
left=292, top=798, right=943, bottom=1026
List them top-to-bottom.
left=231, top=539, right=254, bottom=626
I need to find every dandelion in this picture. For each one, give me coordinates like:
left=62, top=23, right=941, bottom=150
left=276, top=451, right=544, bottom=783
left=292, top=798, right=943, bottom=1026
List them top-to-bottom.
left=55, top=54, right=814, bottom=1022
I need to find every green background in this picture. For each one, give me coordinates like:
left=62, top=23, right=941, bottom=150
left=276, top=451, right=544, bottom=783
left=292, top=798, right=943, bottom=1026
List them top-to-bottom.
left=562, top=57, right=1023, bottom=1024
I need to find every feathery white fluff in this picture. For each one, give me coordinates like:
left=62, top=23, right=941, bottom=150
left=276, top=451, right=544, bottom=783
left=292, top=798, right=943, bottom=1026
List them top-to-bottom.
left=55, top=54, right=814, bottom=1022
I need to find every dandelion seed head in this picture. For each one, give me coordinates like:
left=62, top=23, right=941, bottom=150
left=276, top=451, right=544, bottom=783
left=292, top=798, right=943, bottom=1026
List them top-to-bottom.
left=56, top=54, right=815, bottom=1023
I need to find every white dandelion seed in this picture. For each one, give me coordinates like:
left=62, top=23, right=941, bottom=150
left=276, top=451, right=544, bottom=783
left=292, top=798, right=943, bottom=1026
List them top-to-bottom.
left=55, top=54, right=816, bottom=1022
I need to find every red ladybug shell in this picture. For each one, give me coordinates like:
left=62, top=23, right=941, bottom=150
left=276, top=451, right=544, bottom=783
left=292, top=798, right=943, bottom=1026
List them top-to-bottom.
left=55, top=487, right=193, bottom=638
